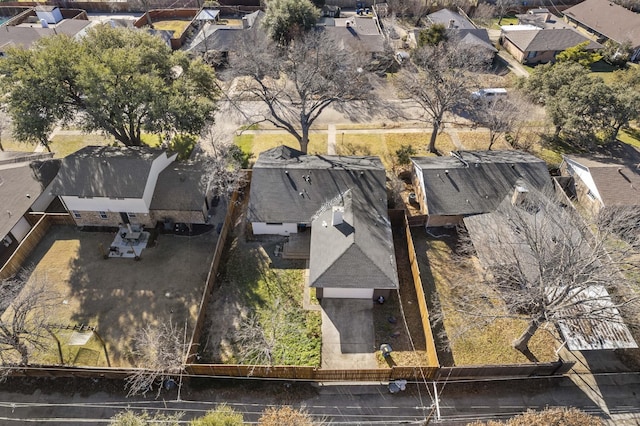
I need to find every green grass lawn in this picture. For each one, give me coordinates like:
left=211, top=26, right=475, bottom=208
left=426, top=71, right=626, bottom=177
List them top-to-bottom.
left=590, top=60, right=624, bottom=85
left=619, top=127, right=640, bottom=149
left=336, top=132, right=452, bottom=169
left=49, top=134, right=114, bottom=158
left=212, top=237, right=321, bottom=366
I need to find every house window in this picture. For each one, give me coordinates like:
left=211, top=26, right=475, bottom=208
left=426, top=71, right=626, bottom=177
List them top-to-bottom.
left=527, top=51, right=537, bottom=59
left=72, top=211, right=81, bottom=219
left=99, top=211, right=108, bottom=219
left=127, top=212, right=137, bottom=218
left=266, top=222, right=283, bottom=226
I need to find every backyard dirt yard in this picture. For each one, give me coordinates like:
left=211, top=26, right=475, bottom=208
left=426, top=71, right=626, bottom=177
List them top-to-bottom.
left=21, top=226, right=217, bottom=367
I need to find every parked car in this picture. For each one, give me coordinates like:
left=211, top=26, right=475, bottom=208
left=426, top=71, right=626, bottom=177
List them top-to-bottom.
left=471, top=88, right=508, bottom=100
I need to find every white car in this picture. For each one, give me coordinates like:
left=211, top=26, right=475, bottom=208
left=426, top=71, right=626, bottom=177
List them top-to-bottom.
left=471, top=88, right=508, bottom=100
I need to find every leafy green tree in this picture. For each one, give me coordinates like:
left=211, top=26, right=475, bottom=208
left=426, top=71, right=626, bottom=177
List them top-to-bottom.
left=262, top=0, right=320, bottom=44
left=417, top=24, right=447, bottom=47
left=1, top=26, right=218, bottom=151
left=601, top=40, right=633, bottom=67
left=556, top=41, right=603, bottom=68
left=517, top=61, right=589, bottom=104
left=169, top=134, right=198, bottom=161
left=395, top=145, right=417, bottom=165
left=190, top=405, right=244, bottom=426
left=110, top=410, right=183, bottom=426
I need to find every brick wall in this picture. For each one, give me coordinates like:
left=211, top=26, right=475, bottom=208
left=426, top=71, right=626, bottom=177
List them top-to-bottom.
left=71, top=211, right=154, bottom=227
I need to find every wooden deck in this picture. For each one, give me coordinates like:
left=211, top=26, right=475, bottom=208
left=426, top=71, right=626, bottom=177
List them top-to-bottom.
left=283, top=230, right=311, bottom=260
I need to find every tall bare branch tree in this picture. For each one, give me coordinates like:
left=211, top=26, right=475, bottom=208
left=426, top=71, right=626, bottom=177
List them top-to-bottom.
left=231, top=31, right=376, bottom=154
left=395, top=40, right=488, bottom=153
left=469, top=96, right=529, bottom=150
left=449, top=189, right=640, bottom=361
left=0, top=268, right=57, bottom=371
left=126, top=319, right=189, bottom=397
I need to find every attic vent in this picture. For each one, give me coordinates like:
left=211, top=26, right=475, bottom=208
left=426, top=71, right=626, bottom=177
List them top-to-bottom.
left=332, top=206, right=344, bottom=226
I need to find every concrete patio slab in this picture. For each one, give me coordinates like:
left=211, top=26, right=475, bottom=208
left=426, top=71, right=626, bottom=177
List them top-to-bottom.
left=321, top=299, right=377, bottom=369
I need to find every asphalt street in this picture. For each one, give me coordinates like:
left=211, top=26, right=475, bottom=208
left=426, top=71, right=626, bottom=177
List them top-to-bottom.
left=1, top=373, right=640, bottom=424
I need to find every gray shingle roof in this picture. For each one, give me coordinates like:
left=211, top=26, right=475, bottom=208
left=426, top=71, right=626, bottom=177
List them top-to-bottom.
left=564, top=0, right=640, bottom=48
left=427, top=8, right=476, bottom=30
left=504, top=28, right=601, bottom=52
left=50, top=146, right=167, bottom=199
left=248, top=146, right=388, bottom=224
left=412, top=150, right=552, bottom=216
left=0, top=159, right=60, bottom=238
left=150, top=162, right=206, bottom=211
left=309, top=191, right=398, bottom=289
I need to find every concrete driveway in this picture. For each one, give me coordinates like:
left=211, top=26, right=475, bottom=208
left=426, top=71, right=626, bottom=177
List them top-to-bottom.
left=321, top=299, right=377, bottom=369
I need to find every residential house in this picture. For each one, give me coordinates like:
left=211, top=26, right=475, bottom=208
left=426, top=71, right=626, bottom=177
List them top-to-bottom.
left=563, top=0, right=640, bottom=61
left=0, top=7, right=90, bottom=56
left=417, top=8, right=496, bottom=59
left=515, top=8, right=571, bottom=29
left=186, top=10, right=264, bottom=60
left=318, top=16, right=386, bottom=54
left=501, top=27, right=602, bottom=64
left=50, top=146, right=212, bottom=229
left=248, top=146, right=398, bottom=300
left=411, top=150, right=552, bottom=227
left=561, top=151, right=640, bottom=214
left=0, top=152, right=60, bottom=267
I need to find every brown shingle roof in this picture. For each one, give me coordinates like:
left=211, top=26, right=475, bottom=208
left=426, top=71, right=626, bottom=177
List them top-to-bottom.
left=564, top=0, right=640, bottom=48
left=504, top=28, right=601, bottom=52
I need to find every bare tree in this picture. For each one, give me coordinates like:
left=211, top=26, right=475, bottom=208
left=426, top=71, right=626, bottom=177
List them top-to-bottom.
left=495, top=0, right=519, bottom=25
left=472, top=3, right=497, bottom=27
left=231, top=30, right=376, bottom=154
left=395, top=41, right=488, bottom=153
left=470, top=97, right=529, bottom=150
left=198, top=127, right=248, bottom=201
left=451, top=189, right=640, bottom=361
left=0, top=268, right=56, bottom=372
left=126, top=319, right=189, bottom=397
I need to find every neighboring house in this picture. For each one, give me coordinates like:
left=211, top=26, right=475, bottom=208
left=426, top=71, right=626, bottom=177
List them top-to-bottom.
left=563, top=0, right=640, bottom=61
left=0, top=7, right=90, bottom=56
left=516, top=8, right=571, bottom=29
left=419, top=9, right=497, bottom=59
left=187, top=10, right=264, bottom=59
left=319, top=16, right=386, bottom=54
left=501, top=27, right=602, bottom=64
left=50, top=146, right=211, bottom=228
left=248, top=146, right=398, bottom=300
left=411, top=150, right=552, bottom=227
left=0, top=152, right=60, bottom=267
left=561, top=153, right=640, bottom=214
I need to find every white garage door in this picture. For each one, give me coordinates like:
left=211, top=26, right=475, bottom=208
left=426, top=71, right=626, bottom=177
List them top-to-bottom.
left=322, top=288, right=374, bottom=299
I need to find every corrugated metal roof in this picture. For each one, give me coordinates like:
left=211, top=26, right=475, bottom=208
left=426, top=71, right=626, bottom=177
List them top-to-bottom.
left=548, top=285, right=638, bottom=350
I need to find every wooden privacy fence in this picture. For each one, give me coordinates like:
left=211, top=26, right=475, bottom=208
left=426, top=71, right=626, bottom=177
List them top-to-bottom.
left=186, top=185, right=242, bottom=363
left=388, top=209, right=440, bottom=368
left=0, top=213, right=74, bottom=280
left=439, top=361, right=574, bottom=380
left=185, top=364, right=440, bottom=381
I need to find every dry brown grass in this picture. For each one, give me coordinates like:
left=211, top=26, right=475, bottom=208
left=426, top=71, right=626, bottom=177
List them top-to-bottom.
left=151, top=20, right=191, bottom=36
left=456, top=131, right=511, bottom=151
left=21, top=226, right=217, bottom=367
left=416, top=232, right=558, bottom=366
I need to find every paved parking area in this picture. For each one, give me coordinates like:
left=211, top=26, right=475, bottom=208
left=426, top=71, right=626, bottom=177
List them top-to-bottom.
left=321, top=299, right=377, bottom=369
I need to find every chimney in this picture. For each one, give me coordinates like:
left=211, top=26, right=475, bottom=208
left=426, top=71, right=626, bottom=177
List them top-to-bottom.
left=242, top=16, right=249, bottom=29
left=40, top=19, right=49, bottom=28
left=448, top=19, right=455, bottom=29
left=511, top=185, right=529, bottom=206
left=332, top=206, right=344, bottom=226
